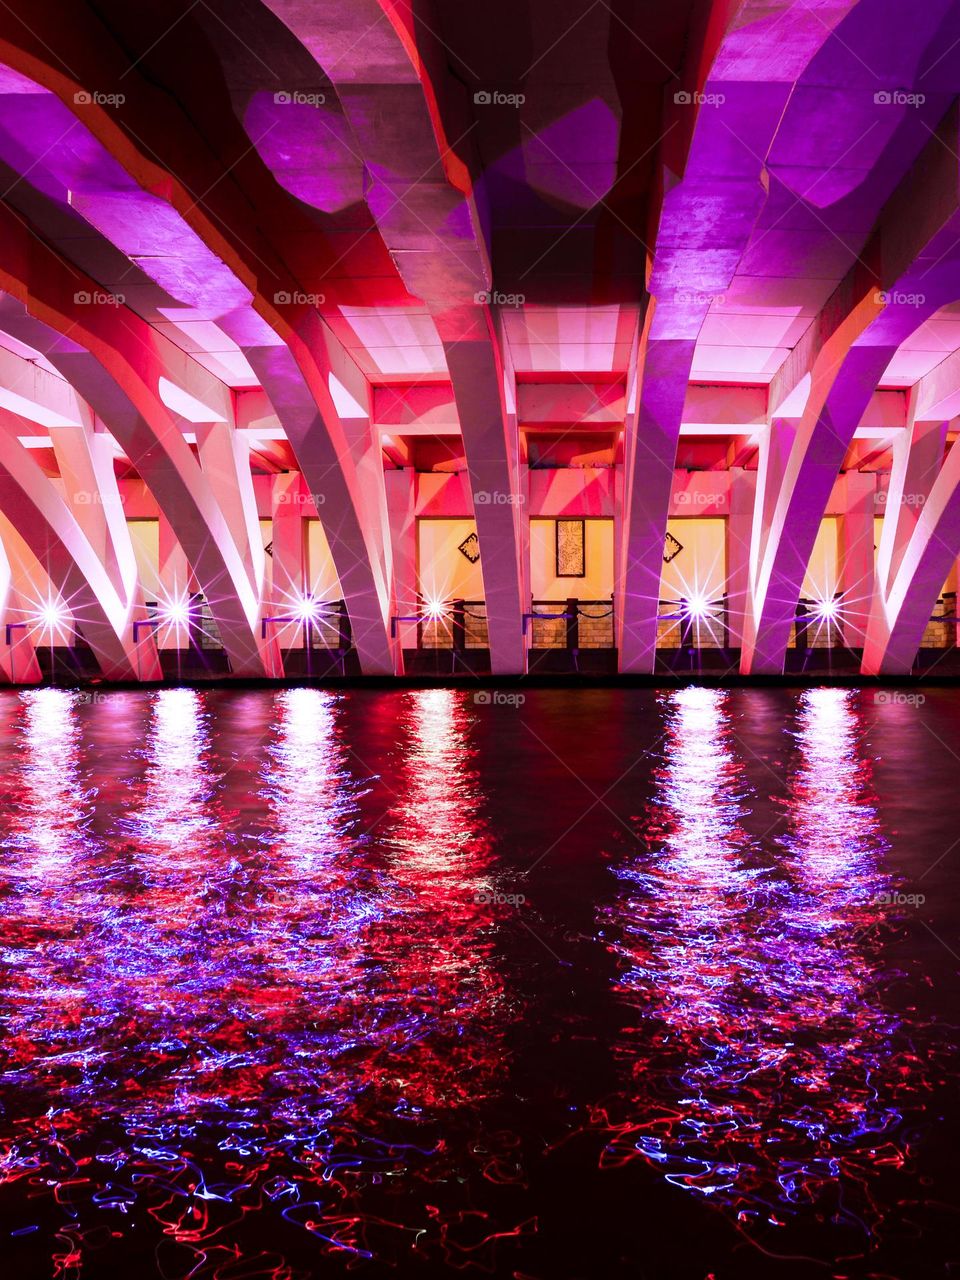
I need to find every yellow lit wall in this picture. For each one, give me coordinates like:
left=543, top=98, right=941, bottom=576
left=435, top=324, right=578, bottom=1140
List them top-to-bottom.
left=801, top=516, right=839, bottom=600
left=660, top=517, right=726, bottom=602
left=259, top=518, right=273, bottom=598
left=305, top=518, right=342, bottom=598
left=529, top=518, right=613, bottom=600
left=127, top=519, right=161, bottom=600
left=417, top=519, right=484, bottom=602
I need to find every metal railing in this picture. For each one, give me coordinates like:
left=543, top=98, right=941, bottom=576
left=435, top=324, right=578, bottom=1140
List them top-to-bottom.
left=143, top=596, right=224, bottom=650
left=656, top=597, right=730, bottom=650
left=526, top=598, right=615, bottom=649
left=261, top=599, right=351, bottom=652
left=390, top=599, right=488, bottom=650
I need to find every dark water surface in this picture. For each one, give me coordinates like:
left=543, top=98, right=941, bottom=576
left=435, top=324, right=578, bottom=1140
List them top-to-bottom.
left=0, top=685, right=957, bottom=1279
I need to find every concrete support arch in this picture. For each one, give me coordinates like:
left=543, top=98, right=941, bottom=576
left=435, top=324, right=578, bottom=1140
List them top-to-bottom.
left=742, top=106, right=960, bottom=672
left=0, top=286, right=278, bottom=678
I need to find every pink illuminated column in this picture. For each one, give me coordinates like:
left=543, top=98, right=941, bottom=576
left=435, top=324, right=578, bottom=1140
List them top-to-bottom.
left=436, top=306, right=527, bottom=675
left=618, top=318, right=696, bottom=672
left=862, top=415, right=959, bottom=674
left=726, top=468, right=756, bottom=650
left=384, top=469, right=417, bottom=666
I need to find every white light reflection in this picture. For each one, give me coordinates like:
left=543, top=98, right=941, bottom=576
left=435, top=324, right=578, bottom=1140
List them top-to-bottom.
left=267, top=687, right=352, bottom=872
left=18, top=688, right=84, bottom=878
left=133, top=688, right=213, bottom=855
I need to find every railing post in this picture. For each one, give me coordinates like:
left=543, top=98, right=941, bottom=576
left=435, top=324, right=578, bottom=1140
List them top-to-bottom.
left=188, top=592, right=203, bottom=651
left=566, top=596, right=579, bottom=650
left=452, top=598, right=466, bottom=652
left=680, top=598, right=693, bottom=648
left=338, top=600, right=352, bottom=652
left=795, top=600, right=808, bottom=652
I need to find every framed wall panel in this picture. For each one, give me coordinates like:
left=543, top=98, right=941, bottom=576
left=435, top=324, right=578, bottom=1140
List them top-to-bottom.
left=556, top=518, right=586, bottom=577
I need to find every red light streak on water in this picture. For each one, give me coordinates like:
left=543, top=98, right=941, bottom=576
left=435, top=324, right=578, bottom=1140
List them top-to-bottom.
left=348, top=688, right=523, bottom=1268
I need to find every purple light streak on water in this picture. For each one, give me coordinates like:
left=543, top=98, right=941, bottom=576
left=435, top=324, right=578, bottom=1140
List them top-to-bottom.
left=0, top=686, right=954, bottom=1279
left=598, top=687, right=952, bottom=1268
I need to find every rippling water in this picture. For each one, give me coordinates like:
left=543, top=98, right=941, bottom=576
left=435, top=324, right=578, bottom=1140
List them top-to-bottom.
left=0, top=686, right=956, bottom=1279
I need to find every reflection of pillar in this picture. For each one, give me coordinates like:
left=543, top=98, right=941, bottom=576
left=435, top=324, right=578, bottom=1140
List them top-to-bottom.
left=385, top=469, right=416, bottom=665
left=727, top=469, right=755, bottom=650
left=840, top=471, right=876, bottom=649
left=271, top=473, right=305, bottom=650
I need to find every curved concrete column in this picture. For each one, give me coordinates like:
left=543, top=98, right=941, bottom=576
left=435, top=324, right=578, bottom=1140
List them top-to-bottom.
left=261, top=0, right=527, bottom=672
left=618, top=0, right=859, bottom=671
left=0, top=19, right=397, bottom=673
left=743, top=106, right=960, bottom=672
left=0, top=285, right=277, bottom=678
left=434, top=306, right=526, bottom=673
left=224, top=316, right=396, bottom=674
left=0, top=340, right=157, bottom=678
left=862, top=384, right=958, bottom=673
left=0, top=415, right=152, bottom=679
left=863, top=430, right=960, bottom=673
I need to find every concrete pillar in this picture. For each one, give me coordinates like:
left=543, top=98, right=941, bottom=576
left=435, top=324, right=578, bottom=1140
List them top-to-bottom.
left=438, top=307, right=526, bottom=674
left=619, top=328, right=696, bottom=671
left=385, top=468, right=417, bottom=666
left=727, top=468, right=756, bottom=649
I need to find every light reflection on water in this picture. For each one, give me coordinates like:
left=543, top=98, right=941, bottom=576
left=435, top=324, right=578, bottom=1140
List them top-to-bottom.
left=0, top=685, right=953, bottom=1278
left=600, top=687, right=942, bottom=1265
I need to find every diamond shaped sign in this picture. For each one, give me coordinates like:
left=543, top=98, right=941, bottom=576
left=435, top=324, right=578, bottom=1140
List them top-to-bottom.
left=663, top=531, right=683, bottom=564
left=458, top=532, right=481, bottom=564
